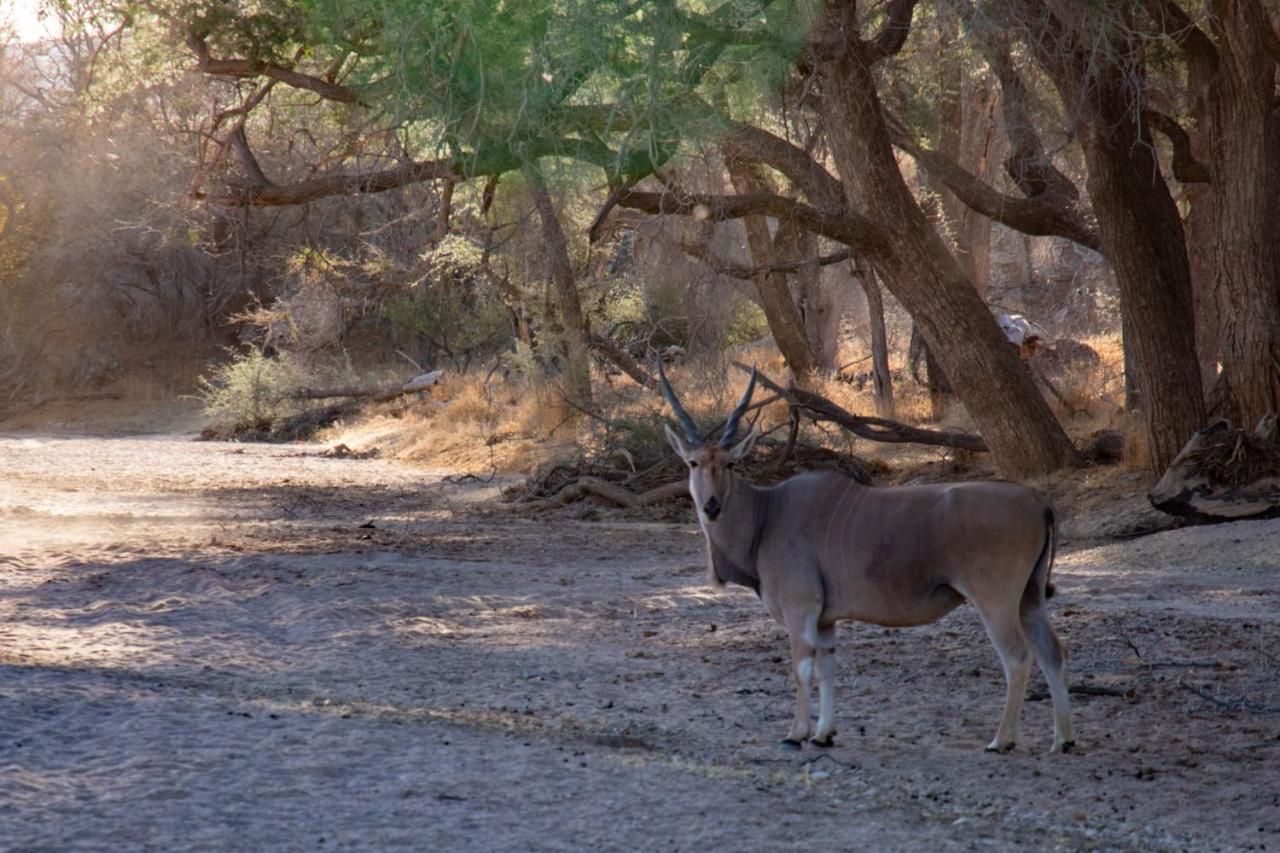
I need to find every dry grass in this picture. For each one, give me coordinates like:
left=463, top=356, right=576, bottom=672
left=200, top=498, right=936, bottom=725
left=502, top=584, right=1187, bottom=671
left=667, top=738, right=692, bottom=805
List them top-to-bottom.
left=321, top=332, right=1135, bottom=480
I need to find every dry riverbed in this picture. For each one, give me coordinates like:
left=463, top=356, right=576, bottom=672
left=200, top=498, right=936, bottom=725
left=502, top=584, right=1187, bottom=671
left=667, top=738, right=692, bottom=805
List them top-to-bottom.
left=1, top=433, right=1278, bottom=850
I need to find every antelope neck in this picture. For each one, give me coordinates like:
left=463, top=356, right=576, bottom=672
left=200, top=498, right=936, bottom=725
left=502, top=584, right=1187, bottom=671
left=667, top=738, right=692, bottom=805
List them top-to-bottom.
left=703, top=474, right=769, bottom=586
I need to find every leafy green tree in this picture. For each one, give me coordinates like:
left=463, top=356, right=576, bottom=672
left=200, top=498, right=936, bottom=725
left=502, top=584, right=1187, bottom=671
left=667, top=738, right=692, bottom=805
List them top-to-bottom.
left=153, top=0, right=1087, bottom=474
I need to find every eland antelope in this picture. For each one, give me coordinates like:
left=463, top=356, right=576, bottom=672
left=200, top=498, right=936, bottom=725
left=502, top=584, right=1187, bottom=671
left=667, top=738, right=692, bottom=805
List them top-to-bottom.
left=659, top=363, right=1074, bottom=754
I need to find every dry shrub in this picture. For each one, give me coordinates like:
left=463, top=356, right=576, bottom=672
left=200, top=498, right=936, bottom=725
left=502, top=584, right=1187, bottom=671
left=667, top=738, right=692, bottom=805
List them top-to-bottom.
left=321, top=327, right=1139, bottom=486
left=1031, top=333, right=1127, bottom=448
left=1085, top=333, right=1125, bottom=381
left=196, top=346, right=361, bottom=434
left=197, top=348, right=310, bottom=429
left=1049, top=367, right=1098, bottom=417
left=321, top=371, right=582, bottom=474
left=443, top=380, right=502, bottom=426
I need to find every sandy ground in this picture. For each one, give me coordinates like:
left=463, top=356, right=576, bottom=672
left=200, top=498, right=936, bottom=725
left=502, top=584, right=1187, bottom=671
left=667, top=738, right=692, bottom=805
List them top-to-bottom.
left=1, top=432, right=1278, bottom=851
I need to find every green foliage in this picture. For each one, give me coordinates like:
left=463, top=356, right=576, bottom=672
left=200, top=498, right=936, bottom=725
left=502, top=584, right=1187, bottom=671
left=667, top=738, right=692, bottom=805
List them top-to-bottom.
left=296, top=0, right=813, bottom=181
left=179, top=1, right=312, bottom=64
left=382, top=234, right=512, bottom=368
left=597, top=257, right=770, bottom=352
left=599, top=270, right=688, bottom=350
left=724, top=295, right=770, bottom=347
left=504, top=339, right=543, bottom=382
left=196, top=346, right=355, bottom=429
left=197, top=347, right=304, bottom=428
left=597, top=410, right=679, bottom=471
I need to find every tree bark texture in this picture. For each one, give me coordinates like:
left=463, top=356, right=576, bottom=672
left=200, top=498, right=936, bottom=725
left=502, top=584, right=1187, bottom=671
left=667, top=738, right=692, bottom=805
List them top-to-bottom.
left=1201, top=0, right=1280, bottom=426
left=1013, top=2, right=1205, bottom=471
left=816, top=6, right=1078, bottom=477
left=935, top=17, right=997, bottom=297
left=1082, top=121, right=1204, bottom=470
left=723, top=154, right=820, bottom=382
left=527, top=167, right=592, bottom=406
left=1183, top=180, right=1222, bottom=393
left=780, top=225, right=843, bottom=371
left=855, top=259, right=895, bottom=419
left=923, top=338, right=954, bottom=421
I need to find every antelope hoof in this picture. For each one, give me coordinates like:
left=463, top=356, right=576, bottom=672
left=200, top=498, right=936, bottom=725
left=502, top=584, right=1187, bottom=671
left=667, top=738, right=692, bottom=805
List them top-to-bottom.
left=810, top=735, right=836, bottom=748
left=779, top=738, right=804, bottom=751
left=985, top=740, right=1016, bottom=754
left=1050, top=740, right=1076, bottom=755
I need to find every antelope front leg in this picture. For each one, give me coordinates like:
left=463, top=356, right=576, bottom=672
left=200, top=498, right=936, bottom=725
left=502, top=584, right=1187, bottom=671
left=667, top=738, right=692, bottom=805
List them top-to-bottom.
left=780, top=611, right=818, bottom=749
left=811, top=624, right=838, bottom=747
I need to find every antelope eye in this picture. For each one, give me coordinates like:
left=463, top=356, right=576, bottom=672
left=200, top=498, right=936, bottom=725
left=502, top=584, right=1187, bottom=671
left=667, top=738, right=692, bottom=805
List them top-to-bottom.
left=688, top=461, right=698, bottom=468
left=726, top=462, right=735, bottom=469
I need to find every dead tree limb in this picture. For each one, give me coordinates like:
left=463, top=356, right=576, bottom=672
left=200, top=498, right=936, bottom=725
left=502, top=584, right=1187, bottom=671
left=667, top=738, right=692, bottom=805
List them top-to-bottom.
left=588, top=334, right=659, bottom=390
left=734, top=363, right=989, bottom=452
left=293, top=370, right=443, bottom=403
left=503, top=478, right=689, bottom=512
left=1177, top=677, right=1280, bottom=715
left=1028, top=683, right=1136, bottom=701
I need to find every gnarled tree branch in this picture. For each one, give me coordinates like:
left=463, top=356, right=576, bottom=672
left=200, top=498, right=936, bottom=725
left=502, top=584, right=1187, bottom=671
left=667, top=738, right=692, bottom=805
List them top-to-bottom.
left=865, top=0, right=919, bottom=63
left=947, top=0, right=1081, bottom=200
left=1141, top=0, right=1220, bottom=73
left=185, top=29, right=362, bottom=105
left=1142, top=109, right=1211, bottom=183
left=887, top=116, right=1102, bottom=252
left=720, top=121, right=846, bottom=210
left=228, top=125, right=271, bottom=189
left=199, top=136, right=617, bottom=207
left=613, top=187, right=885, bottom=256
left=672, top=236, right=853, bottom=280
left=588, top=334, right=658, bottom=391
left=737, top=363, right=990, bottom=452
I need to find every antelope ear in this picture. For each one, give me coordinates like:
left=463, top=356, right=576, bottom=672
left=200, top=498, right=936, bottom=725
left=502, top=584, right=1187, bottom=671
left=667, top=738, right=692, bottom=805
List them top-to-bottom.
left=664, top=423, right=692, bottom=461
left=729, top=427, right=760, bottom=461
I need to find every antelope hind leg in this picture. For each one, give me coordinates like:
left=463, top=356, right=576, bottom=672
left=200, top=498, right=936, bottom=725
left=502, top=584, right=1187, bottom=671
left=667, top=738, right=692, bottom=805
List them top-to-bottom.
left=975, top=600, right=1032, bottom=753
left=1022, top=604, right=1075, bottom=753
left=812, top=624, right=838, bottom=747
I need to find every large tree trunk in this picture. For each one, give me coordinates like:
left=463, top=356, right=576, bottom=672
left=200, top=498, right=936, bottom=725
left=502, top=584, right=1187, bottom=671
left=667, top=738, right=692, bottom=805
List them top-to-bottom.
left=1201, top=0, right=1280, bottom=426
left=1012, top=3, right=1206, bottom=472
left=816, top=9, right=1078, bottom=477
left=936, top=16, right=998, bottom=297
left=1080, top=117, right=1204, bottom=471
left=723, top=154, right=820, bottom=382
left=527, top=166, right=592, bottom=406
left=1183, top=180, right=1221, bottom=395
left=788, top=227, right=839, bottom=371
left=855, top=258, right=895, bottom=419
left=907, top=324, right=954, bottom=422
left=923, top=339, right=953, bottom=422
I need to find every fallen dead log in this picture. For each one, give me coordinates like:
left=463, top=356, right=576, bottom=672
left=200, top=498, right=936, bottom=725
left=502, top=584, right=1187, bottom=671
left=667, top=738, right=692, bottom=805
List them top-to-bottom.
left=733, top=362, right=989, bottom=453
left=293, top=370, right=444, bottom=403
left=1149, top=417, right=1280, bottom=522
left=501, top=433, right=872, bottom=514
left=502, top=478, right=689, bottom=512
left=1028, top=682, right=1136, bottom=701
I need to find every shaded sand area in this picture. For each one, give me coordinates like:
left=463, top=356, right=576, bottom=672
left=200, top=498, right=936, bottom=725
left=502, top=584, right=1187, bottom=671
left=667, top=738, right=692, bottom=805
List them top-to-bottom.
left=2, top=434, right=1278, bottom=850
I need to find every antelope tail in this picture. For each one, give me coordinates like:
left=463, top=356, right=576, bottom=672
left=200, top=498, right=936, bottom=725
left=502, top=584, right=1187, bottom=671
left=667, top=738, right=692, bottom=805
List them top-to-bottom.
left=1023, top=505, right=1057, bottom=610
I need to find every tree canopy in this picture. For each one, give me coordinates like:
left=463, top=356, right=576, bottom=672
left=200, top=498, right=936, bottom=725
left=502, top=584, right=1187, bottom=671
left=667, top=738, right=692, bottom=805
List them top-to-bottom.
left=4, top=0, right=1279, bottom=478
